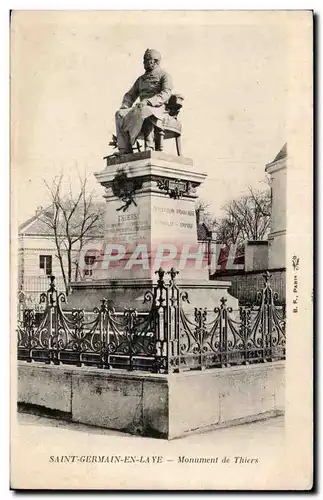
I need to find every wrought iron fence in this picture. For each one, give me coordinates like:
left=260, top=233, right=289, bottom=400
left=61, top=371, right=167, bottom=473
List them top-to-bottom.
left=17, top=270, right=285, bottom=373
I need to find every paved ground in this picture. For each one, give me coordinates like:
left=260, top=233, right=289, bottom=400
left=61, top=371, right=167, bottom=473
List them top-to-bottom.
left=17, top=410, right=284, bottom=446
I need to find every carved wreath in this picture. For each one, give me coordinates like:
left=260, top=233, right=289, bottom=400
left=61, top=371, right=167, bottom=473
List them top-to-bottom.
left=111, top=171, right=143, bottom=212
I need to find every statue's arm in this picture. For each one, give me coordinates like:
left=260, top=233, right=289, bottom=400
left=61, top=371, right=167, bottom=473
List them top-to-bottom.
left=147, top=72, right=173, bottom=107
left=121, top=78, right=140, bottom=108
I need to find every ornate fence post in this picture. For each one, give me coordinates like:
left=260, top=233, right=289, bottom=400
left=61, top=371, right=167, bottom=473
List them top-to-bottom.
left=151, top=267, right=184, bottom=374
left=167, top=267, right=180, bottom=372
left=148, top=268, right=168, bottom=373
left=151, top=268, right=168, bottom=372
left=156, top=268, right=168, bottom=371
left=250, top=270, right=286, bottom=363
left=264, top=270, right=284, bottom=362
left=255, top=271, right=274, bottom=363
left=264, top=272, right=273, bottom=362
left=39, top=275, right=59, bottom=365
left=219, top=297, right=229, bottom=368
left=94, top=298, right=107, bottom=369
left=98, top=298, right=108, bottom=369
left=104, top=299, right=117, bottom=370
left=194, top=307, right=207, bottom=370
left=124, top=308, right=138, bottom=371
left=20, top=309, right=36, bottom=363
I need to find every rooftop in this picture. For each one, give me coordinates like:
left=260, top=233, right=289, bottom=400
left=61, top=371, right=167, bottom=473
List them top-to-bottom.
left=272, top=143, right=287, bottom=163
left=19, top=203, right=106, bottom=237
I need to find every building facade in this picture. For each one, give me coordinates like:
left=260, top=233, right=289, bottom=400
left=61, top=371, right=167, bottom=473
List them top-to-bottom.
left=265, top=143, right=287, bottom=269
left=211, top=144, right=287, bottom=304
left=18, top=207, right=104, bottom=307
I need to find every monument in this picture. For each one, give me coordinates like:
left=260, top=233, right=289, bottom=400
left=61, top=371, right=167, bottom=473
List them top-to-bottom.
left=18, top=49, right=285, bottom=441
left=68, top=49, right=237, bottom=311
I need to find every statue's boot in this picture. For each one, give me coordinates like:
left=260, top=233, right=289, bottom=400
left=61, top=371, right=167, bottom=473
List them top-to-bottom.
left=115, top=112, right=133, bottom=154
left=144, top=120, right=155, bottom=150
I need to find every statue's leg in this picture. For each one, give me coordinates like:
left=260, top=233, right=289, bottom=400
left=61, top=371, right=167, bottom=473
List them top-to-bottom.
left=115, top=111, right=133, bottom=154
left=144, top=119, right=155, bottom=150
left=155, top=129, right=165, bottom=151
left=175, top=135, right=182, bottom=156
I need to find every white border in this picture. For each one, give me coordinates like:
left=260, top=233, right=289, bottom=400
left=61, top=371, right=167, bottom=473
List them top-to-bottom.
left=2, top=1, right=319, bottom=497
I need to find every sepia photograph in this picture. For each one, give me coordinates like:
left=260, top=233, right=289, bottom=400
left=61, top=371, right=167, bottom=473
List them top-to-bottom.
left=10, top=9, right=313, bottom=490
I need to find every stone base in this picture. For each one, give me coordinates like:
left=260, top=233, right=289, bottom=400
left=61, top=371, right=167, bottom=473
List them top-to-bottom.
left=93, top=150, right=210, bottom=282
left=67, top=278, right=238, bottom=311
left=17, top=361, right=285, bottom=440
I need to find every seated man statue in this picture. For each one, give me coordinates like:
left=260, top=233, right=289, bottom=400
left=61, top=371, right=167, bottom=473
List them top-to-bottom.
left=115, top=48, right=173, bottom=154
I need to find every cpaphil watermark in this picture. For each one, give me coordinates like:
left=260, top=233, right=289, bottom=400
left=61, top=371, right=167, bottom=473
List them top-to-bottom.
left=77, top=242, right=244, bottom=276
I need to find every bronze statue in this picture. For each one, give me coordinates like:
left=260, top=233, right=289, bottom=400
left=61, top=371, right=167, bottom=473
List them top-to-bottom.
left=114, top=49, right=183, bottom=155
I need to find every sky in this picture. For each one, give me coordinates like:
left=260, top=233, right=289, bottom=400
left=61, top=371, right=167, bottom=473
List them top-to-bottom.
left=11, top=10, right=288, bottom=224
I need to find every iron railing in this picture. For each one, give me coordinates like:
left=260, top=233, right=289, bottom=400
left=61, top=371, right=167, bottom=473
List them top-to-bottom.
left=17, top=270, right=285, bottom=373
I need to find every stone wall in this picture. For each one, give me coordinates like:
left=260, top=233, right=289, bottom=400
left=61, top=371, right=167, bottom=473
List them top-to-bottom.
left=214, top=268, right=286, bottom=304
left=18, top=361, right=285, bottom=439
left=168, top=362, right=284, bottom=438
left=18, top=364, right=169, bottom=438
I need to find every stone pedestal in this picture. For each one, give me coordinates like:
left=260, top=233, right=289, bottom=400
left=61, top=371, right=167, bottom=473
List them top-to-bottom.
left=68, top=151, right=238, bottom=311
left=93, top=151, right=208, bottom=281
left=67, top=277, right=236, bottom=312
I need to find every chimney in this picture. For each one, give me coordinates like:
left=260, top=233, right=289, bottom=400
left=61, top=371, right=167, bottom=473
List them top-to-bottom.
left=35, top=206, right=43, bottom=216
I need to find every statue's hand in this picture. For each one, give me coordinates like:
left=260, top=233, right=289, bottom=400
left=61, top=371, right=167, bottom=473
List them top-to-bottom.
left=137, top=100, right=149, bottom=109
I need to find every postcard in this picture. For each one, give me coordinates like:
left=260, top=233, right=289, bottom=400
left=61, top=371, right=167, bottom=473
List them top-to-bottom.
left=10, top=10, right=313, bottom=490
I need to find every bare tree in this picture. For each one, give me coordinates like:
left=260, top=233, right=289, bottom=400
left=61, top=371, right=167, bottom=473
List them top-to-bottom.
left=42, top=173, right=105, bottom=294
left=215, top=186, right=271, bottom=247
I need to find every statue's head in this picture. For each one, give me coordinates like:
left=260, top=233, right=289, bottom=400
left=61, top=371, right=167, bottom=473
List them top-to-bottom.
left=143, top=48, right=161, bottom=72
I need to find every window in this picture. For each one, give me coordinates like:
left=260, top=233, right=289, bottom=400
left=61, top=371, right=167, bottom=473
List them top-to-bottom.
left=39, top=255, right=52, bottom=276
left=84, top=255, right=96, bottom=277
